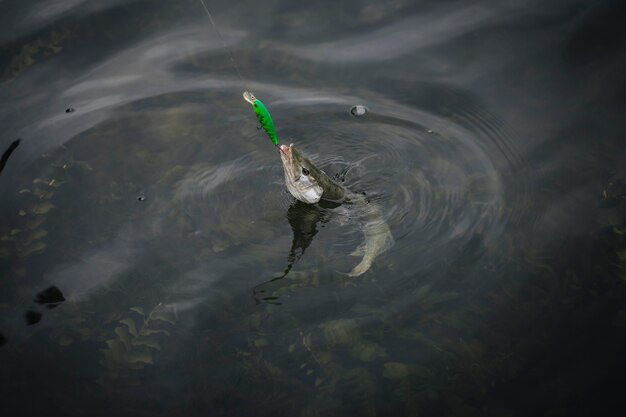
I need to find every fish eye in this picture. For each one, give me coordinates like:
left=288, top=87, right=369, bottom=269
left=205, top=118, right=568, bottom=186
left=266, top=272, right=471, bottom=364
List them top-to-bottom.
left=302, top=167, right=310, bottom=176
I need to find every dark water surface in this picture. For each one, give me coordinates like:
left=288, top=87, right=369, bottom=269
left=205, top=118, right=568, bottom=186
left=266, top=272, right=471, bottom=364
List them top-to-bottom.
left=1, top=0, right=626, bottom=416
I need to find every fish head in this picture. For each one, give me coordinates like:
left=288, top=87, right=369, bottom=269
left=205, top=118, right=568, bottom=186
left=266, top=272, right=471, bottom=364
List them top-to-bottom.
left=279, top=143, right=324, bottom=204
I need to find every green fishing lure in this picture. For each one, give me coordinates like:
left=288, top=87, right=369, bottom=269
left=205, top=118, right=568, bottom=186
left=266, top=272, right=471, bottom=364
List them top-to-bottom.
left=243, top=91, right=278, bottom=146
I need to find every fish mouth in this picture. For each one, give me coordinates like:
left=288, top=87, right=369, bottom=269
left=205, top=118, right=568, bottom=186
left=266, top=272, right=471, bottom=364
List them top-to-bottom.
left=279, top=143, right=294, bottom=160
left=279, top=143, right=295, bottom=172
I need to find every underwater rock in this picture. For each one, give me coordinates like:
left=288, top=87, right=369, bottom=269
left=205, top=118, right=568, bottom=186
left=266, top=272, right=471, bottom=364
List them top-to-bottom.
left=34, top=286, right=65, bottom=308
left=25, top=310, right=42, bottom=325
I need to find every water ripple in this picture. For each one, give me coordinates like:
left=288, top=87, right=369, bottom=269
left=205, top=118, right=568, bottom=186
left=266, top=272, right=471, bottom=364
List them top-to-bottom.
left=278, top=6, right=494, bottom=63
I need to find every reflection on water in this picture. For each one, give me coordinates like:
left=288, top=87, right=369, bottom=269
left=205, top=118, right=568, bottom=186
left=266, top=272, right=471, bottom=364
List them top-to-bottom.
left=1, top=0, right=626, bottom=416
left=277, top=200, right=328, bottom=278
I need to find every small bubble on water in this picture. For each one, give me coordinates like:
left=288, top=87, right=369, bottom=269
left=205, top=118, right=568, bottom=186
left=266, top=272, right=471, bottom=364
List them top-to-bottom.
left=350, top=105, right=368, bottom=117
left=65, top=107, right=75, bottom=113
left=137, top=195, right=146, bottom=201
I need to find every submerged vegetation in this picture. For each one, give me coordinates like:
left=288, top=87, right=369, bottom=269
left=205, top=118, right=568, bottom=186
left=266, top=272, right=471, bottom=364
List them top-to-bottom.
left=1, top=0, right=625, bottom=416
left=4, top=127, right=624, bottom=416
left=99, top=303, right=176, bottom=381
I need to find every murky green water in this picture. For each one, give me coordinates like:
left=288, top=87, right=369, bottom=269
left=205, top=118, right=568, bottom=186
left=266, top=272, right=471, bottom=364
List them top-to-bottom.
left=1, top=0, right=625, bottom=416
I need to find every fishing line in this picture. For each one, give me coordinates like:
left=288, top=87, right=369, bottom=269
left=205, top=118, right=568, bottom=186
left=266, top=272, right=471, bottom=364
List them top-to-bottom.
left=198, top=0, right=248, bottom=90
left=199, top=1, right=280, bottom=150
left=198, top=2, right=292, bottom=299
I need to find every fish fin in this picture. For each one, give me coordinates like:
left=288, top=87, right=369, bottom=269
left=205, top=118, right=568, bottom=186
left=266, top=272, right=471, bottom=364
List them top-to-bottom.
left=349, top=244, right=366, bottom=257
left=346, top=258, right=373, bottom=277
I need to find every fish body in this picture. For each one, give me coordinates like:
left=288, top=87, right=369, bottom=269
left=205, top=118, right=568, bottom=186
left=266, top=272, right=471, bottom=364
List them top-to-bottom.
left=242, top=91, right=393, bottom=276
left=279, top=143, right=393, bottom=276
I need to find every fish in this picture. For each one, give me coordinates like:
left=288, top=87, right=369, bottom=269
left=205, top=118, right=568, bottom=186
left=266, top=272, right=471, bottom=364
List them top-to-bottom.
left=242, top=91, right=393, bottom=276
left=279, top=143, right=394, bottom=276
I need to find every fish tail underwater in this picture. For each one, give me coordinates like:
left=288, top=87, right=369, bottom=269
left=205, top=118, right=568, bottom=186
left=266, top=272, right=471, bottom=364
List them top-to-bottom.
left=1, top=0, right=625, bottom=416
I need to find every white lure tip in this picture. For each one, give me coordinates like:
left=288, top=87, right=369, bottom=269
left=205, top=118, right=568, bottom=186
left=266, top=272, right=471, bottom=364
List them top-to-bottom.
left=243, top=91, right=256, bottom=105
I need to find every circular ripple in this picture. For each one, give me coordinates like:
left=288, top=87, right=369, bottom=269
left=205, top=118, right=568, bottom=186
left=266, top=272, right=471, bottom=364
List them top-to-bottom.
left=153, top=87, right=530, bottom=282
left=266, top=91, right=529, bottom=279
